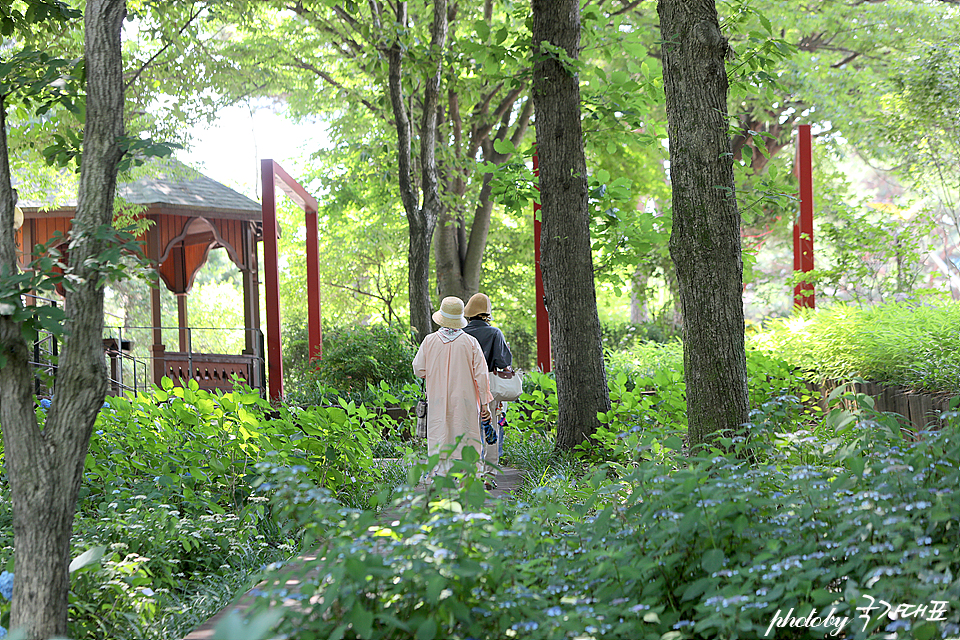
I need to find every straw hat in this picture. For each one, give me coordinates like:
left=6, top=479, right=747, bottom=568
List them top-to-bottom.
left=463, top=293, right=492, bottom=318
left=432, top=296, right=467, bottom=329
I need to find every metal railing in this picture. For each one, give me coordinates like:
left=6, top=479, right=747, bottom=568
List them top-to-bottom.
left=23, top=295, right=265, bottom=397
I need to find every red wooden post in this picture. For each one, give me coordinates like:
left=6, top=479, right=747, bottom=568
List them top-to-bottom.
left=794, top=124, right=815, bottom=309
left=533, top=149, right=551, bottom=372
left=260, top=159, right=285, bottom=400
left=271, top=162, right=323, bottom=362
left=304, top=207, right=323, bottom=362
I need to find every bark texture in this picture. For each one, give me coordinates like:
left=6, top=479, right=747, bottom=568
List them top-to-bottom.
left=388, top=0, right=447, bottom=343
left=531, top=0, right=611, bottom=451
left=658, top=0, right=749, bottom=447
left=0, top=1, right=126, bottom=637
left=434, top=94, right=533, bottom=303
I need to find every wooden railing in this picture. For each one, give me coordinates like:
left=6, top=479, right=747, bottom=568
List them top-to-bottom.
left=162, top=352, right=258, bottom=393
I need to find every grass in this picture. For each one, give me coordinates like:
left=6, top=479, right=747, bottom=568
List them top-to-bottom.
left=751, top=300, right=960, bottom=393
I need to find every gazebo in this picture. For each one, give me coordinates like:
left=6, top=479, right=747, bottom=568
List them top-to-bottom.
left=16, top=162, right=265, bottom=394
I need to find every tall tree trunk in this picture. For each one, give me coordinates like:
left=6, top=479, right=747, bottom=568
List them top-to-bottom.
left=388, top=0, right=447, bottom=343
left=531, top=0, right=611, bottom=451
left=658, top=0, right=749, bottom=448
left=0, top=1, right=126, bottom=637
left=434, top=98, right=534, bottom=303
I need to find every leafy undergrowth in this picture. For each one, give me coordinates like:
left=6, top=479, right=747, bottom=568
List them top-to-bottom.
left=751, top=300, right=960, bottom=394
left=509, top=345, right=808, bottom=454
left=0, top=379, right=419, bottom=640
left=242, top=399, right=959, bottom=640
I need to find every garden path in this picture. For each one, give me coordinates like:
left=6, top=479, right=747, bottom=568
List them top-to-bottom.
left=181, top=465, right=525, bottom=640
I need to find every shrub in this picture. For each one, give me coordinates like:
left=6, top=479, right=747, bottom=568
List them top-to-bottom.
left=752, top=301, right=960, bottom=393
left=600, top=320, right=681, bottom=352
left=286, top=324, right=419, bottom=405
left=319, top=324, right=417, bottom=389
left=509, top=344, right=806, bottom=462
left=85, top=379, right=388, bottom=511
left=243, top=405, right=960, bottom=640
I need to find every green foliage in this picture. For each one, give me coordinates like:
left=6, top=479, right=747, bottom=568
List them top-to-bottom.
left=0, top=0, right=79, bottom=35
left=0, top=46, right=82, bottom=116
left=801, top=202, right=940, bottom=304
left=752, top=301, right=960, bottom=393
left=600, top=320, right=680, bottom=353
left=288, top=324, right=418, bottom=403
left=509, top=344, right=805, bottom=464
left=1, top=379, right=425, bottom=639
left=85, top=379, right=389, bottom=509
left=245, top=406, right=960, bottom=640
left=65, top=503, right=291, bottom=640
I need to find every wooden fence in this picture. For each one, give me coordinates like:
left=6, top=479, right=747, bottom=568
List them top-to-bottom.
left=809, top=379, right=959, bottom=436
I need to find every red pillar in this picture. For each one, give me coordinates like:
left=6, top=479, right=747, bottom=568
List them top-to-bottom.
left=794, top=124, right=815, bottom=309
left=533, top=149, right=551, bottom=372
left=261, top=159, right=285, bottom=400
left=305, top=207, right=323, bottom=362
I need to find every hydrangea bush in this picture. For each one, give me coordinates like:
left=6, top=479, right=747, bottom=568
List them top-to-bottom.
left=247, top=401, right=959, bottom=640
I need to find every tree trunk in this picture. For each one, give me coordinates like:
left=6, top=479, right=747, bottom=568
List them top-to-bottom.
left=388, top=0, right=447, bottom=343
left=532, top=0, right=611, bottom=451
left=658, top=0, right=749, bottom=448
left=0, top=2, right=126, bottom=638
left=434, top=98, right=534, bottom=303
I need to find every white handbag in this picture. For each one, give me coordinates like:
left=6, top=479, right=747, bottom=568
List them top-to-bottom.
left=489, top=369, right=522, bottom=404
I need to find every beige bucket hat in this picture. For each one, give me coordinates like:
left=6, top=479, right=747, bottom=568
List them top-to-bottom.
left=463, top=293, right=492, bottom=318
left=432, top=296, right=467, bottom=329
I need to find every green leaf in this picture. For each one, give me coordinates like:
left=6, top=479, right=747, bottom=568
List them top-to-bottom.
left=757, top=12, right=772, bottom=34
left=474, top=20, right=490, bottom=41
left=493, top=138, right=515, bottom=155
left=663, top=435, right=683, bottom=450
left=678, top=508, right=700, bottom=535
left=69, top=545, right=106, bottom=573
left=701, top=548, right=725, bottom=574
left=426, top=574, right=446, bottom=604
left=350, top=606, right=373, bottom=638
left=212, top=609, right=285, bottom=640
left=416, top=618, right=438, bottom=640
left=912, top=621, right=938, bottom=640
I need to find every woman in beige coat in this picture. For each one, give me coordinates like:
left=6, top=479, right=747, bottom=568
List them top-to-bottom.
left=412, top=297, right=493, bottom=477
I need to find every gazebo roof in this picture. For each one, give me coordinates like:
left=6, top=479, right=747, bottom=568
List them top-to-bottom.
left=15, top=160, right=265, bottom=296
left=18, top=160, right=261, bottom=221
left=118, top=164, right=261, bottom=220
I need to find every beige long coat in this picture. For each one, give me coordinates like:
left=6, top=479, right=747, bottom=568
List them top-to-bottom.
left=413, top=330, right=493, bottom=475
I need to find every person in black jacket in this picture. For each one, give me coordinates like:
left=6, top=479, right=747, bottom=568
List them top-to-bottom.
left=462, top=293, right=513, bottom=487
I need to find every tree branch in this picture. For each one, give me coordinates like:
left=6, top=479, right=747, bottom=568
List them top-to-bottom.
left=123, top=5, right=204, bottom=92
left=285, top=57, right=383, bottom=116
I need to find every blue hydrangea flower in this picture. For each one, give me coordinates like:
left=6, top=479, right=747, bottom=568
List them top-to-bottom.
left=39, top=398, right=52, bottom=410
left=0, top=571, right=13, bottom=600
left=0, top=623, right=7, bottom=638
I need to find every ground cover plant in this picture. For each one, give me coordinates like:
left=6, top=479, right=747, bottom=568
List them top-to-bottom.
left=751, top=300, right=960, bottom=394
left=0, top=378, right=419, bottom=640
left=247, top=396, right=960, bottom=640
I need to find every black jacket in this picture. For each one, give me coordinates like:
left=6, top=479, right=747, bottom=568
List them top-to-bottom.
left=463, top=319, right=512, bottom=372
